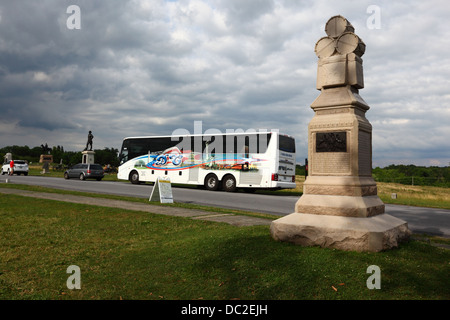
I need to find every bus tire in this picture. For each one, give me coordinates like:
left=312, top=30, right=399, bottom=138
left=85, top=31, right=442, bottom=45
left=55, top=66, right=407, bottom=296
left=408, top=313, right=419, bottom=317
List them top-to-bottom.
left=130, top=170, right=140, bottom=184
left=205, top=174, right=219, bottom=191
left=222, top=175, right=237, bottom=192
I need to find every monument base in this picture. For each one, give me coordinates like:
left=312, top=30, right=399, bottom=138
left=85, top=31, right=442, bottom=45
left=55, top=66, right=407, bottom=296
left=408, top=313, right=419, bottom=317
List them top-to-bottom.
left=81, top=150, right=95, bottom=164
left=270, top=213, right=411, bottom=252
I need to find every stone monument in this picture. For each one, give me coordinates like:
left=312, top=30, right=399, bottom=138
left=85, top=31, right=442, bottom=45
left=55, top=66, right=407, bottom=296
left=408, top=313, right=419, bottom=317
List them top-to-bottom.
left=270, top=16, right=411, bottom=252
left=81, top=131, right=95, bottom=164
left=39, top=143, right=53, bottom=164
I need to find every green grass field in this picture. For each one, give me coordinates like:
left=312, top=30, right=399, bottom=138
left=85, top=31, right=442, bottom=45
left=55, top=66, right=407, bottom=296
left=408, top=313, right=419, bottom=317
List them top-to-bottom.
left=0, top=191, right=449, bottom=300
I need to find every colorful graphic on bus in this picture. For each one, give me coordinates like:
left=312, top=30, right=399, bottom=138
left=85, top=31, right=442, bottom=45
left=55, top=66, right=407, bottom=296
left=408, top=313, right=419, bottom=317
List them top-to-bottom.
left=133, top=146, right=266, bottom=171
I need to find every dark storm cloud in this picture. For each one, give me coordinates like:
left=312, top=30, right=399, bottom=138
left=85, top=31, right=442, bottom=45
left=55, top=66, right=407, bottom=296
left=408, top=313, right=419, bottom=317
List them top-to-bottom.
left=0, top=0, right=449, bottom=166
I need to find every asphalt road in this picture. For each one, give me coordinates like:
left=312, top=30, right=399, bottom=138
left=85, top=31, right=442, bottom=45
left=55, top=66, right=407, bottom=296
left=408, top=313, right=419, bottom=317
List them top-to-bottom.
left=1, top=175, right=449, bottom=238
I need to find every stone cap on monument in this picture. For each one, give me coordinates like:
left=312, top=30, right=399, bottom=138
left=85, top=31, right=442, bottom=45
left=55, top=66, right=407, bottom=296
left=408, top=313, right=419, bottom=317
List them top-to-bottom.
left=314, top=15, right=365, bottom=90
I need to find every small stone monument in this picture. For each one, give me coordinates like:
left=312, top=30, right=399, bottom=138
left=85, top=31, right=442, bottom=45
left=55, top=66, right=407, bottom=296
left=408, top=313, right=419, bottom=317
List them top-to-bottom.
left=270, top=16, right=410, bottom=252
left=81, top=131, right=95, bottom=164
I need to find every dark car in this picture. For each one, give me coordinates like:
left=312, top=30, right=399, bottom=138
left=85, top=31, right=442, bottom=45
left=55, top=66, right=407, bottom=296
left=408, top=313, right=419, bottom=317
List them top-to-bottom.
left=64, top=163, right=104, bottom=181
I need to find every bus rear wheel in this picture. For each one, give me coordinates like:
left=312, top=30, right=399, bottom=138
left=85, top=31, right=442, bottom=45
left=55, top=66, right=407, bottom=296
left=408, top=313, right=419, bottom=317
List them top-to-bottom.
left=130, top=170, right=140, bottom=184
left=205, top=174, right=219, bottom=191
left=222, top=175, right=237, bottom=192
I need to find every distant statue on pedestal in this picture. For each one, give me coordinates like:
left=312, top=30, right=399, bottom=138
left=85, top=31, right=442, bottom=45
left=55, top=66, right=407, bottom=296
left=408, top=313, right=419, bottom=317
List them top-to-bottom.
left=82, top=131, right=96, bottom=164
left=84, top=131, right=94, bottom=151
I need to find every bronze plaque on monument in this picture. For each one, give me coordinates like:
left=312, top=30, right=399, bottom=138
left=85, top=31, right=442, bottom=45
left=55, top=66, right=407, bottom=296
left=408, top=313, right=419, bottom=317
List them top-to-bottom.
left=316, top=132, right=347, bottom=152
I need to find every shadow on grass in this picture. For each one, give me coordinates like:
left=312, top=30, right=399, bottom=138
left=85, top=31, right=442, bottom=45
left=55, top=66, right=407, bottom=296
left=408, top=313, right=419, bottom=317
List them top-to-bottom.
left=192, top=230, right=450, bottom=300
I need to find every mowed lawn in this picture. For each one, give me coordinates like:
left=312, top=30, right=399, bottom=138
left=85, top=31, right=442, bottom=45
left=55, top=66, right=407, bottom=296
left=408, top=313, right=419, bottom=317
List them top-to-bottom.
left=0, top=194, right=449, bottom=300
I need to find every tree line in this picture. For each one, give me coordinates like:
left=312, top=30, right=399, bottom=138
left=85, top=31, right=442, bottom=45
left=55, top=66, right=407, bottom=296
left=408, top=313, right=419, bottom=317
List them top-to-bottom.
left=0, top=145, right=119, bottom=167
left=295, top=164, right=449, bottom=187
left=372, top=164, right=449, bottom=187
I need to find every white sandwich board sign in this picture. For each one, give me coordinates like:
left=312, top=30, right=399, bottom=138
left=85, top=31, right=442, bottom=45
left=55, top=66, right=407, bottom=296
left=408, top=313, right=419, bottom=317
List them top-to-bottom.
left=149, top=177, right=173, bottom=204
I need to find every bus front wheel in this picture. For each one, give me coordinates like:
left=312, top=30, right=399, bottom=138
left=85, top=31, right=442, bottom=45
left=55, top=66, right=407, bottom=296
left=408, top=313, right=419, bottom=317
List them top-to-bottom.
left=130, top=170, right=140, bottom=184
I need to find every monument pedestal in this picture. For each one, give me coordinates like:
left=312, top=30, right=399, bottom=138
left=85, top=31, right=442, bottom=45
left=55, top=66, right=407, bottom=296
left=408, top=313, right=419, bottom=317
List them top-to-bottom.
left=270, top=16, right=410, bottom=252
left=82, top=150, right=95, bottom=164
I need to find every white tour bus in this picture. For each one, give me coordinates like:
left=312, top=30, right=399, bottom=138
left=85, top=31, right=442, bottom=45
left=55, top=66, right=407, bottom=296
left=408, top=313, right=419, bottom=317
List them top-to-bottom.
left=117, top=131, right=296, bottom=192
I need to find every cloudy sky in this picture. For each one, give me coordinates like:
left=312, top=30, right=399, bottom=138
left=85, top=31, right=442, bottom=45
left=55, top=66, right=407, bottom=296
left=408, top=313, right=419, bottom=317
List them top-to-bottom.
left=0, top=0, right=449, bottom=167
